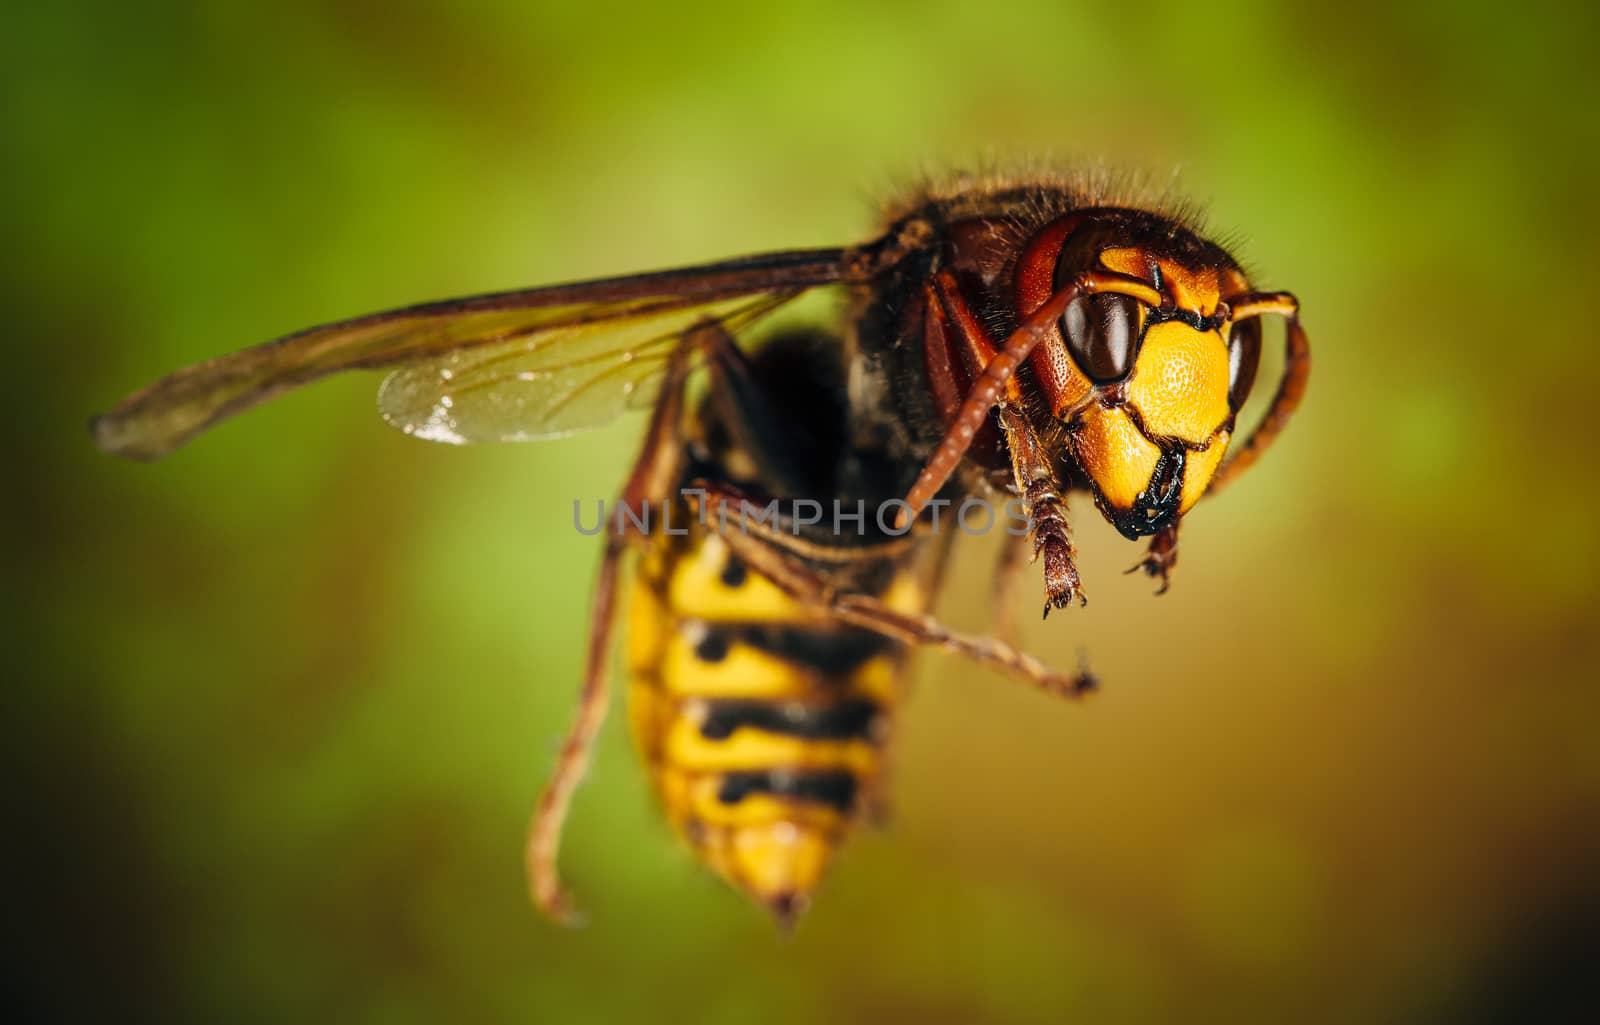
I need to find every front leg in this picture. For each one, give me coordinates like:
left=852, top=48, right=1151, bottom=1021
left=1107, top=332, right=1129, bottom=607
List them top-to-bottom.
left=921, top=272, right=1085, bottom=614
left=994, top=404, right=1084, bottom=614
left=1026, top=476, right=1083, bottom=616
left=1126, top=522, right=1179, bottom=595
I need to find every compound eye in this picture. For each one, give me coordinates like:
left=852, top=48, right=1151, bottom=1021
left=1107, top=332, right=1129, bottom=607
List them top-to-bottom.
left=1062, top=293, right=1144, bottom=383
left=1226, top=317, right=1262, bottom=411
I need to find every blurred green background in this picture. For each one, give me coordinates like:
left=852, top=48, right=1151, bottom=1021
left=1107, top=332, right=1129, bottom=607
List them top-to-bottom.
left=9, top=1, right=1600, bottom=1022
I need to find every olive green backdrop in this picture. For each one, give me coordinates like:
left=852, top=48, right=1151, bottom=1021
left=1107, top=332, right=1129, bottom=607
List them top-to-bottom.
left=10, top=1, right=1599, bottom=1022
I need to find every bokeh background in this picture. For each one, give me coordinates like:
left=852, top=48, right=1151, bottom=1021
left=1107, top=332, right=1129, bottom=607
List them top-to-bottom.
left=9, top=1, right=1600, bottom=1022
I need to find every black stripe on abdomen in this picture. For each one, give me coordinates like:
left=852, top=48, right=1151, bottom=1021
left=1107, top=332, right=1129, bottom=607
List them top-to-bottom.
left=692, top=623, right=896, bottom=677
left=698, top=697, right=880, bottom=742
left=716, top=770, right=858, bottom=813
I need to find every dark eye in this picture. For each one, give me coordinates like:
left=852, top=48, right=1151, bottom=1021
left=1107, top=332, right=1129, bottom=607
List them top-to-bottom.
left=1061, top=294, right=1144, bottom=383
left=1226, top=317, right=1262, bottom=411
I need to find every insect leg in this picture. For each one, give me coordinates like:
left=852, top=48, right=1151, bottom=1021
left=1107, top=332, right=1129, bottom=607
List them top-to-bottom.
left=896, top=270, right=1163, bottom=527
left=923, top=272, right=1086, bottom=613
left=1206, top=292, right=1310, bottom=495
left=526, top=326, right=701, bottom=925
left=993, top=403, right=1084, bottom=614
left=690, top=485, right=1095, bottom=700
left=1125, top=522, right=1179, bottom=595
left=527, top=534, right=626, bottom=926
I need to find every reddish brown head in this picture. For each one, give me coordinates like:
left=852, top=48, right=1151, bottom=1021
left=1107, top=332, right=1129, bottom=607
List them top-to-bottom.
left=1013, top=209, right=1262, bottom=539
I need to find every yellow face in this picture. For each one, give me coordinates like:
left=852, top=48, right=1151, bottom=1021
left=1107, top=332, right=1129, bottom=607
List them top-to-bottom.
left=1062, top=248, right=1247, bottom=539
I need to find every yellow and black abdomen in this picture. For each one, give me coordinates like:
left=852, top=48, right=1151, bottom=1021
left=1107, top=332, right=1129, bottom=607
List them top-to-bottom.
left=625, top=516, right=924, bottom=921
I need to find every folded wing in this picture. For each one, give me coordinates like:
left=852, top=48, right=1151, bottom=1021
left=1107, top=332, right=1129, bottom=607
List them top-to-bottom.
left=92, top=248, right=853, bottom=459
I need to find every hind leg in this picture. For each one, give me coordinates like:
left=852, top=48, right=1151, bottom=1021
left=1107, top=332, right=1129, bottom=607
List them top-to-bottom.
left=527, top=327, right=706, bottom=924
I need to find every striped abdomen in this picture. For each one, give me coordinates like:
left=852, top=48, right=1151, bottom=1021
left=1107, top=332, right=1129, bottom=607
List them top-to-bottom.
left=626, top=523, right=923, bottom=921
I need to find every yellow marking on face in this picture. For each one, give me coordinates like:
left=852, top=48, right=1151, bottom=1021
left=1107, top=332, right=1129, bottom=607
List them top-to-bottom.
left=1097, top=246, right=1148, bottom=281
left=1100, top=247, right=1222, bottom=315
left=1161, top=263, right=1220, bottom=314
left=1219, top=265, right=1252, bottom=303
left=1126, top=321, right=1231, bottom=445
left=1072, top=404, right=1163, bottom=511
left=1180, top=429, right=1230, bottom=514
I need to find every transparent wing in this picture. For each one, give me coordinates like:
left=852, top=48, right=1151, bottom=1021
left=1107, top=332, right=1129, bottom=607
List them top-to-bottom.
left=91, top=247, right=856, bottom=459
left=377, top=293, right=793, bottom=444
